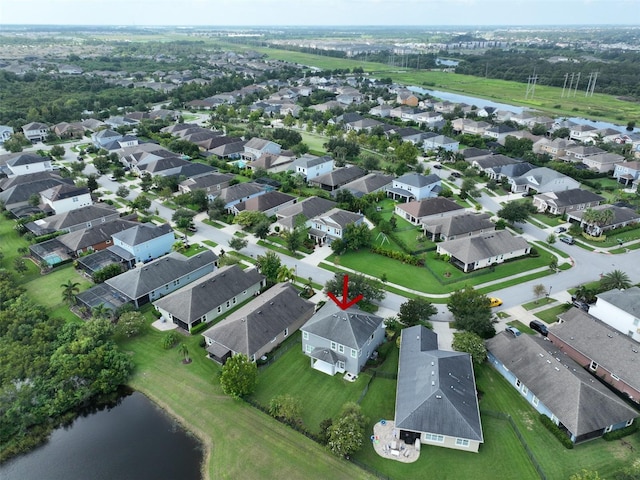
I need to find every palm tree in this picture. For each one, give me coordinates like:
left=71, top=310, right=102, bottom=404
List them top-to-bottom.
left=276, top=265, right=296, bottom=284
left=600, top=269, right=632, bottom=291
left=61, top=280, right=80, bottom=306
left=92, top=303, right=111, bottom=320
left=179, top=343, right=191, bottom=364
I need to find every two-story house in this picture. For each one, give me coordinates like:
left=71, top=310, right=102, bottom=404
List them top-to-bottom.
left=21, top=122, right=49, bottom=143
left=0, top=125, right=14, bottom=145
left=91, top=129, right=123, bottom=149
left=242, top=137, right=281, bottom=161
left=0, top=152, right=53, bottom=177
left=288, top=154, right=334, bottom=182
left=613, top=161, right=640, bottom=187
left=178, top=172, right=234, bottom=198
left=386, top=173, right=441, bottom=203
left=39, top=184, right=92, bottom=214
left=274, top=196, right=336, bottom=232
left=308, top=207, right=364, bottom=245
left=111, top=223, right=175, bottom=264
left=588, top=287, right=640, bottom=342
left=301, top=302, right=385, bottom=377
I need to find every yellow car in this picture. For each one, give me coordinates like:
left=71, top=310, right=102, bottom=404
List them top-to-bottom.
left=489, top=297, right=503, bottom=307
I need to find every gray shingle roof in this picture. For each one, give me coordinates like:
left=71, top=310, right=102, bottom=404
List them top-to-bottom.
left=3, top=152, right=49, bottom=167
left=290, top=154, right=333, bottom=169
left=311, top=165, right=366, bottom=188
left=0, top=171, right=69, bottom=191
left=179, top=172, right=234, bottom=191
left=335, top=173, right=393, bottom=197
left=395, top=173, right=440, bottom=188
left=0, top=178, right=72, bottom=206
left=216, top=182, right=265, bottom=204
left=40, top=183, right=89, bottom=201
left=534, top=189, right=605, bottom=208
left=234, top=191, right=296, bottom=213
left=396, top=197, right=464, bottom=219
left=24, top=204, right=119, bottom=233
left=312, top=207, right=363, bottom=229
left=422, top=212, right=494, bottom=237
left=58, top=219, right=138, bottom=251
left=112, top=223, right=173, bottom=247
left=438, top=230, right=529, bottom=264
left=106, top=251, right=217, bottom=300
left=153, top=265, right=264, bottom=324
left=202, top=283, right=314, bottom=357
left=595, top=287, right=640, bottom=318
left=301, top=302, right=383, bottom=350
left=554, top=307, right=640, bottom=392
left=395, top=326, right=483, bottom=442
left=487, top=331, right=637, bottom=437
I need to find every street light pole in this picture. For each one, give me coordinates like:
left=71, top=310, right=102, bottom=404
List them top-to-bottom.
left=547, top=285, right=552, bottom=300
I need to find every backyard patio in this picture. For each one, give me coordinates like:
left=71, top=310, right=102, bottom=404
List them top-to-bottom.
left=372, top=420, right=420, bottom=463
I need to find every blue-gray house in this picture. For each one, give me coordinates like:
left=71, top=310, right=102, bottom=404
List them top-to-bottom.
left=111, top=223, right=175, bottom=264
left=300, top=302, right=385, bottom=377
left=486, top=332, right=637, bottom=443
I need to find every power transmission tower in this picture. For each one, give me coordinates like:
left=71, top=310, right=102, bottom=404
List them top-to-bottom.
left=525, top=71, right=538, bottom=99
left=573, top=72, right=581, bottom=97
left=585, top=72, right=598, bottom=97
left=561, top=73, right=569, bottom=98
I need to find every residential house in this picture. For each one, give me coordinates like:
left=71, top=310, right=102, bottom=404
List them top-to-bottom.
left=336, top=89, right=364, bottom=105
left=396, top=89, right=419, bottom=106
left=433, top=101, right=456, bottom=114
left=369, top=104, right=392, bottom=118
left=390, top=106, right=416, bottom=120
left=414, top=111, right=443, bottom=125
left=345, top=118, right=383, bottom=133
left=452, top=118, right=490, bottom=136
left=21, top=122, right=49, bottom=143
left=52, top=122, right=85, bottom=139
left=484, top=124, right=517, bottom=143
left=570, top=124, right=599, bottom=142
left=0, top=125, right=14, bottom=144
left=387, top=127, right=424, bottom=144
left=91, top=129, right=123, bottom=149
left=498, top=130, right=542, bottom=146
left=422, top=133, right=459, bottom=153
left=242, top=137, right=281, bottom=161
left=534, top=137, right=576, bottom=158
left=210, top=141, right=246, bottom=160
left=118, top=144, right=174, bottom=169
left=564, top=145, right=606, bottom=163
left=461, top=148, right=493, bottom=163
left=0, top=152, right=53, bottom=177
left=248, top=152, right=296, bottom=174
left=289, top=154, right=334, bottom=182
left=470, top=154, right=523, bottom=178
left=135, top=156, right=215, bottom=179
left=486, top=161, right=536, bottom=183
left=613, top=161, right=640, bottom=187
left=309, top=165, right=367, bottom=192
left=508, top=167, right=580, bottom=194
left=178, top=172, right=234, bottom=198
left=334, top=173, right=393, bottom=198
left=386, top=173, right=441, bottom=202
left=0, top=176, right=73, bottom=213
left=213, top=182, right=267, bottom=210
left=39, top=184, right=92, bottom=214
left=533, top=189, right=605, bottom=215
left=231, top=191, right=297, bottom=217
left=274, top=196, right=336, bottom=232
left=395, top=197, right=464, bottom=226
left=24, top=204, right=120, bottom=236
left=567, top=205, right=640, bottom=236
left=308, top=207, right=365, bottom=245
left=422, top=212, right=495, bottom=242
left=111, top=223, right=175, bottom=264
left=436, top=230, right=530, bottom=272
left=154, top=265, right=265, bottom=332
left=203, top=283, right=314, bottom=364
left=588, top=287, right=640, bottom=342
left=300, top=302, right=385, bottom=376
left=552, top=307, right=640, bottom=403
left=395, top=326, right=483, bottom=452
left=487, top=331, right=637, bottom=443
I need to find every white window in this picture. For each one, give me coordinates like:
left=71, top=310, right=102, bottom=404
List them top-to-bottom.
left=243, top=290, right=247, bottom=295
left=232, top=297, right=237, bottom=305
left=226, top=300, right=230, bottom=308
left=217, top=306, right=222, bottom=313
left=634, top=318, right=639, bottom=326
left=284, top=328, right=289, bottom=337
left=302, top=331, right=309, bottom=340
left=271, top=337, right=277, bottom=343
left=330, top=341, right=337, bottom=351
left=305, top=344, right=313, bottom=353
left=338, top=344, right=344, bottom=354
left=351, top=348, right=357, bottom=358
left=250, top=354, right=255, bottom=362
left=589, top=360, right=598, bottom=372
left=337, top=361, right=345, bottom=369
left=515, top=379, right=522, bottom=388
left=521, top=385, right=528, bottom=396
left=532, top=396, right=539, bottom=407
left=550, top=414, right=558, bottom=425
left=626, top=419, right=634, bottom=427
left=604, top=425, right=613, bottom=433
left=424, top=433, right=444, bottom=443
left=455, top=438, right=469, bottom=447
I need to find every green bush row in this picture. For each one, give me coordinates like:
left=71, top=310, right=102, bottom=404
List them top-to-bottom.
left=370, top=246, right=425, bottom=266
left=539, top=414, right=573, bottom=449
left=603, top=422, right=638, bottom=441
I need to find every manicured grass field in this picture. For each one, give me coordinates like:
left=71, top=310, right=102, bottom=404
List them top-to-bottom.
left=298, top=130, right=330, bottom=155
left=530, top=213, right=563, bottom=228
left=578, top=226, right=640, bottom=248
left=522, top=297, right=556, bottom=311
left=534, top=303, right=572, bottom=324
left=119, top=325, right=372, bottom=480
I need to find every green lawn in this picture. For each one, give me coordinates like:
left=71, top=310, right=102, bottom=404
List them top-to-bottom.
left=298, top=131, right=330, bottom=155
left=529, top=213, right=563, bottom=228
left=577, top=226, right=640, bottom=248
left=203, top=240, right=218, bottom=248
left=256, top=240, right=304, bottom=259
left=181, top=244, right=209, bottom=257
left=327, top=250, right=554, bottom=295
left=522, top=297, right=556, bottom=311
left=534, top=304, right=572, bottom=324
left=507, top=320, right=536, bottom=335
left=250, top=337, right=371, bottom=434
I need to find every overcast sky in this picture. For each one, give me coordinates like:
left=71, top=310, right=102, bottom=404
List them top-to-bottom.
left=1, top=0, right=637, bottom=26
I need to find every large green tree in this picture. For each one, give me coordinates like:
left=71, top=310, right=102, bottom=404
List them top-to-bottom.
left=498, top=200, right=535, bottom=224
left=256, top=250, right=282, bottom=285
left=599, top=269, right=632, bottom=291
left=324, top=272, right=385, bottom=304
left=447, top=286, right=495, bottom=338
left=397, top=297, right=437, bottom=328
left=452, top=331, right=487, bottom=365
left=219, top=354, right=258, bottom=398
left=327, top=402, right=368, bottom=458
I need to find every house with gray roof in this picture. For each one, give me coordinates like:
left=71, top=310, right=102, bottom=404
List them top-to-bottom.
left=21, top=122, right=49, bottom=143
left=484, top=124, right=517, bottom=143
left=0, top=125, right=14, bottom=145
left=91, top=129, right=123, bottom=149
left=422, top=134, right=459, bottom=153
left=242, top=137, right=281, bottom=161
left=210, top=140, right=246, bottom=160
left=0, top=152, right=53, bottom=177
left=581, top=152, right=625, bottom=173
left=289, top=154, right=334, bottom=181
left=486, top=161, right=535, bottom=182
left=614, top=161, right=640, bottom=188
left=309, top=165, right=367, bottom=192
left=508, top=167, right=580, bottom=194
left=178, top=172, right=234, bottom=196
left=334, top=172, right=393, bottom=198
left=386, top=173, right=441, bottom=202
left=0, top=177, right=73, bottom=212
left=212, top=182, right=267, bottom=209
left=39, top=184, right=92, bottom=214
left=533, top=189, right=605, bottom=215
left=231, top=191, right=297, bottom=217
left=274, top=196, right=336, bottom=232
left=395, top=197, right=464, bottom=226
left=24, top=204, right=120, bottom=236
left=566, top=204, right=640, bottom=236
left=308, top=207, right=365, bottom=245
left=422, top=212, right=495, bottom=242
left=57, top=218, right=138, bottom=256
left=111, top=223, right=175, bottom=264
left=436, top=230, right=530, bottom=272
left=99, top=250, right=217, bottom=308
left=154, top=265, right=265, bottom=332
left=203, top=283, right=314, bottom=364
left=587, top=287, right=640, bottom=343
left=301, top=302, right=385, bottom=376
left=551, top=307, right=640, bottom=403
left=395, top=326, right=483, bottom=452
left=487, top=330, right=637, bottom=443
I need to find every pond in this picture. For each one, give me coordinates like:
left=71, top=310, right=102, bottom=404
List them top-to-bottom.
left=0, top=391, right=203, bottom=480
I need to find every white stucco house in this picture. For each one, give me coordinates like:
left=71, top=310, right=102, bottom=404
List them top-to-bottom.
left=587, top=287, right=640, bottom=342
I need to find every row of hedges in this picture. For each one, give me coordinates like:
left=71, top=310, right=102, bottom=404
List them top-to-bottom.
left=370, top=246, right=425, bottom=266
left=539, top=414, right=574, bottom=449
left=603, top=422, right=639, bottom=441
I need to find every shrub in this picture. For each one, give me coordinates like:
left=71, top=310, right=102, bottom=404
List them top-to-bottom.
left=162, top=331, right=180, bottom=349
left=539, top=414, right=573, bottom=449
left=602, top=422, right=638, bottom=441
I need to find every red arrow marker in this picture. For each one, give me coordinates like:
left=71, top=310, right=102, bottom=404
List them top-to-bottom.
left=327, top=274, right=364, bottom=310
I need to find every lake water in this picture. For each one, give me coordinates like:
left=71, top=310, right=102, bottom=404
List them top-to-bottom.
left=0, top=391, right=203, bottom=480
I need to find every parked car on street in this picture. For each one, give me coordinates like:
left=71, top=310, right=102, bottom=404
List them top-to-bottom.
left=433, top=163, right=442, bottom=169
left=555, top=226, right=567, bottom=234
left=560, top=235, right=574, bottom=245
left=489, top=297, right=503, bottom=307
left=529, top=320, right=549, bottom=336
left=505, top=326, right=521, bottom=337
